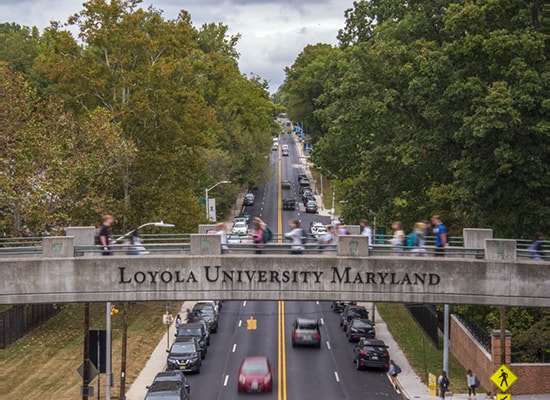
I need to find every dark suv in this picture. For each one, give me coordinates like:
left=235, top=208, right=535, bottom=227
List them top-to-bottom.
left=330, top=301, right=357, bottom=313
left=188, top=303, right=219, bottom=333
left=340, top=305, right=369, bottom=331
left=291, top=318, right=321, bottom=348
left=346, top=318, right=376, bottom=342
left=175, top=322, right=208, bottom=359
left=166, top=337, right=202, bottom=374
left=352, top=338, right=390, bottom=371
left=144, top=380, right=190, bottom=400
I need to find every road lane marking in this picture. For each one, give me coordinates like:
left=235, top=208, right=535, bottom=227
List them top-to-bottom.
left=278, top=300, right=287, bottom=400
left=243, top=301, right=247, bottom=307
left=320, top=317, right=324, bottom=325
left=238, top=320, right=242, bottom=327
left=326, top=341, right=331, bottom=350
left=232, top=343, right=237, bottom=352
left=334, top=371, right=340, bottom=382
left=224, top=375, right=229, bottom=386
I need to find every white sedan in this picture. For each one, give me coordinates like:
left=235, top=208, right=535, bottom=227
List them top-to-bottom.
left=232, top=221, right=249, bottom=236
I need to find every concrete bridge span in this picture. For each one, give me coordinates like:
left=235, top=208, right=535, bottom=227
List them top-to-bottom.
left=2, top=232, right=549, bottom=307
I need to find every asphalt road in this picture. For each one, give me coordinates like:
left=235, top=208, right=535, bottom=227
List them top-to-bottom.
left=176, top=134, right=400, bottom=400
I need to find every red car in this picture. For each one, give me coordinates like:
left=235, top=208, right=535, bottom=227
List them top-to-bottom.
left=237, top=356, right=273, bottom=393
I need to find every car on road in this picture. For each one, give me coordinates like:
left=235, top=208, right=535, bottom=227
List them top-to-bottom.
left=272, top=143, right=278, bottom=151
left=282, top=144, right=289, bottom=151
left=282, top=149, right=289, bottom=156
left=298, top=173, right=307, bottom=182
left=299, top=178, right=310, bottom=187
left=282, top=180, right=292, bottom=189
left=299, top=186, right=312, bottom=196
left=243, top=192, right=255, bottom=206
left=303, top=194, right=315, bottom=206
left=305, top=200, right=318, bottom=213
left=237, top=212, right=250, bottom=224
left=232, top=221, right=248, bottom=236
left=195, top=300, right=221, bottom=313
left=330, top=300, right=357, bottom=313
left=189, top=302, right=219, bottom=333
left=340, top=305, right=369, bottom=331
left=291, top=318, right=321, bottom=348
left=346, top=318, right=376, bottom=342
left=175, top=322, right=208, bottom=359
left=166, top=337, right=202, bottom=374
left=352, top=339, right=390, bottom=371
left=237, top=356, right=273, bottom=393
left=148, top=370, right=190, bottom=395
left=144, top=380, right=190, bottom=400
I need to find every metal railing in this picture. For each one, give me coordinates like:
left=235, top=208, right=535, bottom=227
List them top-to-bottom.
left=454, top=313, right=492, bottom=352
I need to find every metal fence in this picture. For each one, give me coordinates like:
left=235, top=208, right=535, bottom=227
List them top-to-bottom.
left=405, top=303, right=443, bottom=349
left=0, top=304, right=62, bottom=348
left=454, top=313, right=492, bottom=352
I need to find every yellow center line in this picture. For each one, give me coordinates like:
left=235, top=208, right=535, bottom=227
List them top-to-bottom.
left=277, top=135, right=283, bottom=243
left=277, top=300, right=287, bottom=400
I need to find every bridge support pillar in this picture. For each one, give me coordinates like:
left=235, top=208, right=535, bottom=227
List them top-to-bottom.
left=198, top=224, right=219, bottom=234
left=463, top=228, right=493, bottom=259
left=190, top=234, right=222, bottom=256
left=337, top=235, right=369, bottom=257
left=42, top=236, right=74, bottom=258
left=485, top=239, right=516, bottom=261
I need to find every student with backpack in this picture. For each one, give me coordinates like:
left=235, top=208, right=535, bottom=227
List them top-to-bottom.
left=284, top=219, right=305, bottom=254
left=406, top=222, right=426, bottom=256
left=388, top=359, right=402, bottom=389
left=467, top=369, right=480, bottom=400
left=438, top=370, right=450, bottom=399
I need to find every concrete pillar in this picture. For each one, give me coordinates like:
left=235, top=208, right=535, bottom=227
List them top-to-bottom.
left=198, top=224, right=219, bottom=234
left=346, top=225, right=361, bottom=235
left=65, top=226, right=96, bottom=246
left=464, top=229, right=493, bottom=249
left=190, top=234, right=221, bottom=256
left=337, top=235, right=369, bottom=257
left=42, top=236, right=74, bottom=258
left=485, top=239, right=516, bottom=261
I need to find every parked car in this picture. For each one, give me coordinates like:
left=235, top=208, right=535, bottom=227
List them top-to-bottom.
left=272, top=143, right=278, bottom=151
left=298, top=173, right=307, bottom=182
left=299, top=178, right=310, bottom=187
left=282, top=180, right=292, bottom=189
left=299, top=186, right=312, bottom=196
left=243, top=192, right=255, bottom=206
left=303, top=194, right=315, bottom=206
left=305, top=200, right=318, bottom=213
left=237, top=212, right=250, bottom=224
left=232, top=221, right=248, bottom=236
left=227, top=233, right=248, bottom=244
left=195, top=300, right=221, bottom=313
left=330, top=301, right=357, bottom=313
left=189, top=302, right=219, bottom=333
left=340, top=305, right=369, bottom=331
left=184, top=317, right=210, bottom=345
left=291, top=318, right=321, bottom=348
left=346, top=318, right=376, bottom=342
left=175, top=322, right=208, bottom=359
left=166, top=337, right=202, bottom=374
left=352, top=339, right=390, bottom=371
left=237, top=356, right=273, bottom=393
left=148, top=370, right=190, bottom=395
left=144, top=380, right=190, bottom=400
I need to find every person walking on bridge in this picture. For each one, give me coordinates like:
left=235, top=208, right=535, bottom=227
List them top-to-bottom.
left=98, top=214, right=114, bottom=255
left=431, top=215, right=447, bottom=257
left=285, top=219, right=304, bottom=255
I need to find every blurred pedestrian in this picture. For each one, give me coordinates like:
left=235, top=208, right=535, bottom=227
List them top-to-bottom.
left=98, top=214, right=114, bottom=255
left=431, top=215, right=447, bottom=256
left=250, top=217, right=265, bottom=254
left=285, top=219, right=304, bottom=254
left=360, top=219, right=373, bottom=247
left=390, top=221, right=405, bottom=256
left=408, top=222, right=426, bottom=256
left=318, top=225, right=335, bottom=252
left=127, top=228, right=148, bottom=255
left=527, top=232, right=544, bottom=261
left=388, top=359, right=402, bottom=389
left=467, top=369, right=479, bottom=400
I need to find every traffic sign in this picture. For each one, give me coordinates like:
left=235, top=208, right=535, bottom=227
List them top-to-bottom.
left=163, top=313, right=173, bottom=325
left=246, top=316, right=257, bottom=330
left=77, top=359, right=98, bottom=381
left=490, top=364, right=518, bottom=392
left=497, top=394, right=512, bottom=400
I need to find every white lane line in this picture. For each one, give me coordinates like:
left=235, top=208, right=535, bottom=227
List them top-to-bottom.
left=243, top=301, right=247, bottom=307
left=316, top=301, right=320, bottom=305
left=320, top=317, right=324, bottom=325
left=238, top=320, right=242, bottom=327
left=326, top=341, right=331, bottom=350
left=232, top=343, right=237, bottom=352
left=334, top=371, right=340, bottom=382
left=224, top=375, right=229, bottom=386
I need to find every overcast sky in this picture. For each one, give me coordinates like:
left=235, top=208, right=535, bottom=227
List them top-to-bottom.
left=1, top=0, right=354, bottom=93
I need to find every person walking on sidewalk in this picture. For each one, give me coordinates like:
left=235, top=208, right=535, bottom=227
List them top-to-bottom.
left=388, top=359, right=402, bottom=389
left=467, top=369, right=480, bottom=400
left=438, top=370, right=450, bottom=399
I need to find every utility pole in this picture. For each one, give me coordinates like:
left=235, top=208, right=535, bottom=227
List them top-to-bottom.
left=119, top=302, right=128, bottom=400
left=83, top=303, right=91, bottom=400
left=500, top=306, right=506, bottom=364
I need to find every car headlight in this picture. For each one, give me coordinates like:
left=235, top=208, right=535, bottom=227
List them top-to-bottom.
left=239, top=374, right=246, bottom=384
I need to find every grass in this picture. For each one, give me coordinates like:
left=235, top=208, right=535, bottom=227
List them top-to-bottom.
left=1, top=301, right=175, bottom=400
left=377, top=303, right=476, bottom=394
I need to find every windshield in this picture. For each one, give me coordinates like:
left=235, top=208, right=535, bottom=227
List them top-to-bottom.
left=194, top=307, right=214, bottom=316
left=353, top=320, right=373, bottom=328
left=178, top=328, right=200, bottom=336
left=172, top=342, right=196, bottom=353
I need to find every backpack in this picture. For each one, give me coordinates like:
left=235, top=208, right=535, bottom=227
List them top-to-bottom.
left=262, top=227, right=272, bottom=243
left=406, top=232, right=419, bottom=247
left=394, top=364, right=402, bottom=374
left=474, top=375, right=480, bottom=387
left=440, top=376, right=450, bottom=390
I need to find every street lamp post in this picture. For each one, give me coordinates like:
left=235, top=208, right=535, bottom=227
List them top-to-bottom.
left=205, top=180, right=231, bottom=221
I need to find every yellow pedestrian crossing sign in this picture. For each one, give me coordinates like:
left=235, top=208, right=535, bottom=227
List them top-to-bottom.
left=246, top=316, right=257, bottom=330
left=490, top=364, right=517, bottom=392
left=497, top=394, right=512, bottom=400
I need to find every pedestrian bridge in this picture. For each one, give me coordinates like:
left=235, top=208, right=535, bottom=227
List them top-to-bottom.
left=1, top=228, right=548, bottom=307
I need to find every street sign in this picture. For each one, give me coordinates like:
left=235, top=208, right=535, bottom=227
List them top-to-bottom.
left=163, top=313, right=173, bottom=325
left=246, top=316, right=257, bottom=330
left=77, top=359, right=98, bottom=381
left=490, top=364, right=518, bottom=392
left=497, top=394, right=512, bottom=400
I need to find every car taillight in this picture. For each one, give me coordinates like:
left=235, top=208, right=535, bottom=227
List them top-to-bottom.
left=293, top=332, right=297, bottom=339
left=317, top=333, right=321, bottom=340
left=360, top=350, right=366, bottom=355
left=384, top=351, right=389, bottom=357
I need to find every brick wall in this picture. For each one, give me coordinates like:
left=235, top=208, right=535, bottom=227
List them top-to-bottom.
left=450, top=315, right=550, bottom=395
